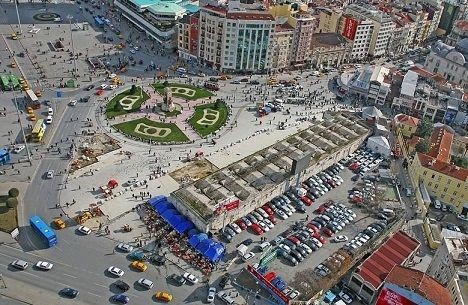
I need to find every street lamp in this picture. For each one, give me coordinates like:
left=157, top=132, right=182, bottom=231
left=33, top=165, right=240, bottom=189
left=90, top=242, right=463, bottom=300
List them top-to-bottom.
left=14, top=0, right=22, bottom=35
left=67, top=15, right=78, bottom=79
left=13, top=91, right=31, bottom=163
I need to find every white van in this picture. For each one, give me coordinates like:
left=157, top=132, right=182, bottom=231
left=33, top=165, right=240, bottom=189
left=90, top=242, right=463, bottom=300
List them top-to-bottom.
left=295, top=187, right=307, bottom=197
left=433, top=200, right=441, bottom=209
left=382, top=208, right=395, bottom=216
left=321, top=215, right=331, bottom=222
left=259, top=242, right=270, bottom=252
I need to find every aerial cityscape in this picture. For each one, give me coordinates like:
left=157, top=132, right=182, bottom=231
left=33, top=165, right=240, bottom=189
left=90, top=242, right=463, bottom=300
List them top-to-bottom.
left=0, top=0, right=466, bottom=304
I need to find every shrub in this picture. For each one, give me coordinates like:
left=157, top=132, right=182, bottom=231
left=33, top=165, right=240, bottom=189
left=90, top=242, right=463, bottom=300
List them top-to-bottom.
left=8, top=188, right=19, bottom=198
left=6, top=197, right=18, bottom=209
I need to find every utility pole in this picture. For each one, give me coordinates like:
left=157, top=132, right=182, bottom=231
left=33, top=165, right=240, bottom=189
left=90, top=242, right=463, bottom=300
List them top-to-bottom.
left=14, top=0, right=22, bottom=35
left=67, top=15, right=77, bottom=79
left=13, top=91, right=31, bottom=163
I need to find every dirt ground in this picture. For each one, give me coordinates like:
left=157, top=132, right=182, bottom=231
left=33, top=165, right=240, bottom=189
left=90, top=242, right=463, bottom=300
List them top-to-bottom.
left=70, top=134, right=121, bottom=173
left=170, top=159, right=218, bottom=184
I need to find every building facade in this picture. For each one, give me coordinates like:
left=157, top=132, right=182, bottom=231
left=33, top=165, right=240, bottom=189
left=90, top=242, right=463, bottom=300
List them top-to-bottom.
left=338, top=14, right=373, bottom=61
left=310, top=33, right=351, bottom=69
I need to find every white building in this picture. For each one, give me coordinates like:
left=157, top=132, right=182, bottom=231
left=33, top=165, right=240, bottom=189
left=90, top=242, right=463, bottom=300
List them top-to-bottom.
left=348, top=65, right=390, bottom=105
left=366, top=136, right=391, bottom=157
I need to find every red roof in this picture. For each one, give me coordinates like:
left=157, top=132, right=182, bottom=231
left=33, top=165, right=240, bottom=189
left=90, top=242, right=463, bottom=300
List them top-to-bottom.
left=202, top=5, right=227, bottom=14
left=409, top=66, right=435, bottom=78
left=395, top=114, right=420, bottom=127
left=427, top=126, right=453, bottom=163
left=407, top=135, right=423, bottom=147
left=417, top=153, right=468, bottom=181
left=355, top=231, right=420, bottom=289
left=385, top=266, right=452, bottom=305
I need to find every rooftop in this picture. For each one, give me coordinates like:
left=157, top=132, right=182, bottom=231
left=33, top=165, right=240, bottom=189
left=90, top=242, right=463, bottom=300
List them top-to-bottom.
left=311, top=33, right=349, bottom=47
left=400, top=70, right=418, bottom=97
left=171, top=113, right=370, bottom=221
left=395, top=114, right=420, bottom=127
left=427, top=126, right=454, bottom=163
left=417, top=153, right=468, bottom=181
left=441, top=229, right=468, bottom=264
left=355, top=230, right=420, bottom=289
left=385, top=266, right=452, bottom=305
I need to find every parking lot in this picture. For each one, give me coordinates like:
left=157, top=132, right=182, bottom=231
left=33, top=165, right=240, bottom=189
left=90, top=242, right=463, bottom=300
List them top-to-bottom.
left=213, top=147, right=400, bottom=303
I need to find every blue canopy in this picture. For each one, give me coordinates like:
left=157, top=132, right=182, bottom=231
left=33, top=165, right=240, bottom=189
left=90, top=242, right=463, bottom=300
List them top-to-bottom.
left=148, top=195, right=166, bottom=208
left=155, top=201, right=175, bottom=214
left=161, top=209, right=178, bottom=221
left=168, top=215, right=185, bottom=227
left=174, top=220, right=195, bottom=234
left=187, top=228, right=200, bottom=237
left=188, top=233, right=207, bottom=248
left=196, top=239, right=215, bottom=255
left=205, top=243, right=225, bottom=263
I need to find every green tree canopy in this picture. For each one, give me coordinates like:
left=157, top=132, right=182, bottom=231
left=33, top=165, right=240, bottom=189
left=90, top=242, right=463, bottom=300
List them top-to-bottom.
left=129, top=84, right=137, bottom=95
left=417, top=118, right=433, bottom=138
left=415, top=139, right=430, bottom=153
left=452, top=156, right=468, bottom=168
left=8, top=188, right=19, bottom=198
left=6, top=197, right=18, bottom=209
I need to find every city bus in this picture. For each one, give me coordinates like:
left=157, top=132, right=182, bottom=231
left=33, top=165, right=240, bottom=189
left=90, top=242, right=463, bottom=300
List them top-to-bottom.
left=94, top=16, right=104, bottom=27
left=26, top=89, right=40, bottom=109
left=31, top=119, right=46, bottom=142
left=30, top=215, right=57, bottom=247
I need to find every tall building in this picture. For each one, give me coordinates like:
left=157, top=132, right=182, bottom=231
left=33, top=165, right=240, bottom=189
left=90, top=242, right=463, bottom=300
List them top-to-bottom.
left=438, top=0, right=468, bottom=35
left=345, top=4, right=395, bottom=57
left=315, top=8, right=342, bottom=34
left=288, top=11, right=315, bottom=66
left=178, top=13, right=200, bottom=60
left=338, top=14, right=374, bottom=61
left=446, top=20, right=468, bottom=46
left=271, top=23, right=294, bottom=71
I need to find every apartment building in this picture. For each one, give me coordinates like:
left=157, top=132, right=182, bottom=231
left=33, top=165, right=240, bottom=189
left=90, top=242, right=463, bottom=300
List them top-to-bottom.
left=438, top=0, right=468, bottom=35
left=345, top=4, right=395, bottom=57
left=315, top=7, right=342, bottom=34
left=289, top=11, right=315, bottom=66
left=178, top=13, right=199, bottom=60
left=337, top=14, right=373, bottom=61
left=446, top=20, right=468, bottom=46
left=271, top=23, right=294, bottom=71
left=310, top=33, right=351, bottom=68
left=425, top=38, right=468, bottom=89
left=347, top=65, right=390, bottom=105
left=393, top=114, right=420, bottom=138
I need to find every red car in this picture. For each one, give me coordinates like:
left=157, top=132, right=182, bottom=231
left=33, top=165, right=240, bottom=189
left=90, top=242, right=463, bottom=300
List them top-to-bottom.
left=300, top=196, right=314, bottom=206
left=352, top=196, right=363, bottom=204
left=262, top=204, right=274, bottom=216
left=315, top=205, right=327, bottom=214
left=268, top=215, right=277, bottom=224
left=235, top=219, right=247, bottom=230
left=251, top=223, right=264, bottom=235
left=306, top=223, right=319, bottom=232
left=322, top=227, right=334, bottom=237
left=313, top=232, right=327, bottom=244
left=287, top=236, right=301, bottom=245
left=264, top=271, right=276, bottom=282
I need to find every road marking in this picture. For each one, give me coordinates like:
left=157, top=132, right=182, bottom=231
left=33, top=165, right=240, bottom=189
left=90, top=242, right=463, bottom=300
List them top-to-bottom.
left=2, top=244, right=74, bottom=268
left=0, top=251, right=18, bottom=260
left=24, top=271, right=40, bottom=279
left=62, top=273, right=78, bottom=279
left=93, top=283, right=108, bottom=288
left=86, top=291, right=102, bottom=298
left=126, top=292, right=138, bottom=298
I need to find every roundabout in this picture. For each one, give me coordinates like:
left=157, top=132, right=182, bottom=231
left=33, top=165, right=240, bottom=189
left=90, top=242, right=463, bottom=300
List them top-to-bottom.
left=107, top=83, right=229, bottom=143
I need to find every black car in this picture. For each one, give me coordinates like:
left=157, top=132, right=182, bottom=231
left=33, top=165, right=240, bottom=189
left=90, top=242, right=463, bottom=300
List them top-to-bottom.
left=250, top=80, right=260, bottom=85
left=85, top=84, right=95, bottom=91
left=80, top=96, right=90, bottom=102
left=314, top=218, right=327, bottom=227
left=309, top=220, right=322, bottom=229
left=326, top=224, right=338, bottom=234
left=363, top=229, right=376, bottom=238
left=242, top=238, right=253, bottom=246
left=282, top=240, right=297, bottom=250
left=304, top=240, right=318, bottom=251
left=295, top=246, right=307, bottom=257
left=289, top=249, right=304, bottom=262
left=151, top=254, right=166, bottom=266
left=219, top=273, right=230, bottom=288
left=172, top=274, right=186, bottom=286
left=114, top=280, right=130, bottom=292
left=61, top=288, right=79, bottom=298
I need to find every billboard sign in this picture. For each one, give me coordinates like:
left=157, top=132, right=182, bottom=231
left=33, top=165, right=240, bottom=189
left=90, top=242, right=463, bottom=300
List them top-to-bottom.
left=342, top=18, right=358, bottom=41
left=376, top=287, right=417, bottom=305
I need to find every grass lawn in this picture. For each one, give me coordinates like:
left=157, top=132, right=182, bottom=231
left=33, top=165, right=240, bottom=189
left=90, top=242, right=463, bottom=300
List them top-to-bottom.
left=152, top=83, right=213, bottom=100
left=106, top=87, right=149, bottom=118
left=189, top=102, right=229, bottom=137
left=113, top=118, right=189, bottom=142
left=0, top=195, right=17, bottom=233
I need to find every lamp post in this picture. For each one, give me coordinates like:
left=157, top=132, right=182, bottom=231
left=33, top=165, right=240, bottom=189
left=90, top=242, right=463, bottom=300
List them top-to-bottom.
left=14, top=0, right=22, bottom=35
left=67, top=15, right=78, bottom=79
left=13, top=91, right=31, bottom=163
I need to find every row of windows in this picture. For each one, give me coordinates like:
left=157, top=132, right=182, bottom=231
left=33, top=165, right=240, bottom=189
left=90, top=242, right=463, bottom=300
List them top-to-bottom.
left=422, top=171, right=463, bottom=188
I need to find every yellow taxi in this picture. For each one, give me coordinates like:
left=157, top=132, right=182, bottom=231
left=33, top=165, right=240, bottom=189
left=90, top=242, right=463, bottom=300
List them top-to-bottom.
left=11, top=33, right=17, bottom=40
left=11, top=61, right=17, bottom=68
left=267, top=77, right=278, bottom=85
left=19, top=78, right=25, bottom=84
left=35, top=90, right=42, bottom=97
left=26, top=107, right=33, bottom=114
left=29, top=114, right=36, bottom=121
left=54, top=218, right=66, bottom=229
left=131, top=261, right=148, bottom=272
left=155, top=291, right=173, bottom=302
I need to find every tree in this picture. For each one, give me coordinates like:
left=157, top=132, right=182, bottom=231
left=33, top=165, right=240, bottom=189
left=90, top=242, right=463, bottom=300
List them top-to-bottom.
left=129, top=84, right=137, bottom=95
left=214, top=99, right=223, bottom=109
left=417, top=118, right=433, bottom=138
left=415, top=139, right=430, bottom=153
left=452, top=156, right=468, bottom=168
left=8, top=188, right=19, bottom=198
left=6, top=197, right=18, bottom=209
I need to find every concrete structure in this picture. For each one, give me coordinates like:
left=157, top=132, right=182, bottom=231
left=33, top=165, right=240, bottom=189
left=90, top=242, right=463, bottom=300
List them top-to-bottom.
left=115, top=0, right=196, bottom=48
left=437, top=0, right=468, bottom=35
left=315, top=7, right=342, bottom=34
left=289, top=11, right=315, bottom=66
left=177, top=13, right=200, bottom=60
left=337, top=14, right=373, bottom=61
left=447, top=20, right=468, bottom=46
left=271, top=23, right=294, bottom=71
left=310, top=33, right=351, bottom=69
left=425, top=38, right=468, bottom=89
left=348, top=65, right=390, bottom=105
left=170, top=113, right=371, bottom=232
left=394, top=114, right=420, bottom=138
left=366, top=136, right=391, bottom=157
left=426, top=229, right=468, bottom=305
left=348, top=230, right=420, bottom=304
left=376, top=266, right=453, bottom=305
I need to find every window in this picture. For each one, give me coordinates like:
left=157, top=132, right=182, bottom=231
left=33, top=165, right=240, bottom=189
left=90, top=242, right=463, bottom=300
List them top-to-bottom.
left=423, top=171, right=427, bottom=176
left=431, top=174, right=435, bottom=179
left=428, top=182, right=432, bottom=186
left=457, top=183, right=461, bottom=188
left=435, top=184, right=438, bottom=189
left=444, top=187, right=448, bottom=192
left=453, top=191, right=457, bottom=196
left=351, top=276, right=362, bottom=286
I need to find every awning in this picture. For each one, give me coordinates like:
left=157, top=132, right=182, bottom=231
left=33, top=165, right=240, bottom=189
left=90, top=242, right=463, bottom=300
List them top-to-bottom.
left=148, top=195, right=166, bottom=208
left=155, top=201, right=175, bottom=214
left=161, top=209, right=178, bottom=221
left=168, top=214, right=185, bottom=228
left=174, top=220, right=195, bottom=234
left=187, top=228, right=200, bottom=237
left=188, top=233, right=208, bottom=248
left=196, top=239, right=215, bottom=255
left=205, top=243, right=225, bottom=263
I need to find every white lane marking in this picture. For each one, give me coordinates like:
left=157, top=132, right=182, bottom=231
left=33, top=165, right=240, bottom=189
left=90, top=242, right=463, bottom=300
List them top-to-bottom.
left=2, top=244, right=74, bottom=268
left=0, top=251, right=18, bottom=260
left=24, top=271, right=40, bottom=278
left=62, top=273, right=78, bottom=279
left=93, top=283, right=108, bottom=288
left=86, top=291, right=102, bottom=298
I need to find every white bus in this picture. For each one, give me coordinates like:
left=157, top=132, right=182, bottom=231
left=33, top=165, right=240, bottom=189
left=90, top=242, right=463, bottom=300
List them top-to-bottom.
left=26, top=89, right=39, bottom=103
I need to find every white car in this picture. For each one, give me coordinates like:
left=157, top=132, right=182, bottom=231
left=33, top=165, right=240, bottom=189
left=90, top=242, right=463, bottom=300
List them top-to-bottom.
left=133, top=46, right=139, bottom=51
left=129, top=49, right=136, bottom=54
left=100, top=84, right=108, bottom=89
left=69, top=100, right=77, bottom=106
left=47, top=107, right=53, bottom=115
left=45, top=115, right=53, bottom=124
left=13, top=145, right=25, bottom=153
left=46, top=170, right=54, bottom=179
left=276, top=209, right=288, bottom=220
left=457, top=214, right=468, bottom=222
left=263, top=218, right=274, bottom=229
left=257, top=221, right=270, bottom=232
left=228, top=223, right=242, bottom=234
left=77, top=226, right=91, bottom=235
left=334, top=235, right=348, bottom=243
left=117, top=243, right=134, bottom=253
left=242, top=252, right=255, bottom=261
left=35, top=261, right=53, bottom=270
left=108, top=266, right=124, bottom=277
left=183, top=272, right=199, bottom=284
left=137, top=278, right=154, bottom=289
left=207, top=287, right=216, bottom=303
left=339, top=291, right=353, bottom=304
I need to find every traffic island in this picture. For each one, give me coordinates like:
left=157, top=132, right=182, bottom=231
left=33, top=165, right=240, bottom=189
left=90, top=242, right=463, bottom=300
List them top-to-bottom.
left=152, top=82, right=213, bottom=100
left=105, top=86, right=149, bottom=118
left=188, top=100, right=229, bottom=137
left=113, top=118, right=189, bottom=144
left=0, top=188, right=19, bottom=233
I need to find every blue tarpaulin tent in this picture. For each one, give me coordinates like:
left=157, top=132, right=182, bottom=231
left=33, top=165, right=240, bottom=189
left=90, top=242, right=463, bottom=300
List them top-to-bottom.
left=148, top=195, right=166, bottom=207
left=155, top=201, right=175, bottom=214
left=161, top=209, right=178, bottom=221
left=168, top=215, right=185, bottom=227
left=174, top=220, right=195, bottom=234
left=187, top=229, right=199, bottom=237
left=188, top=233, right=207, bottom=248
left=196, top=239, right=215, bottom=255
left=205, top=243, right=225, bottom=263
